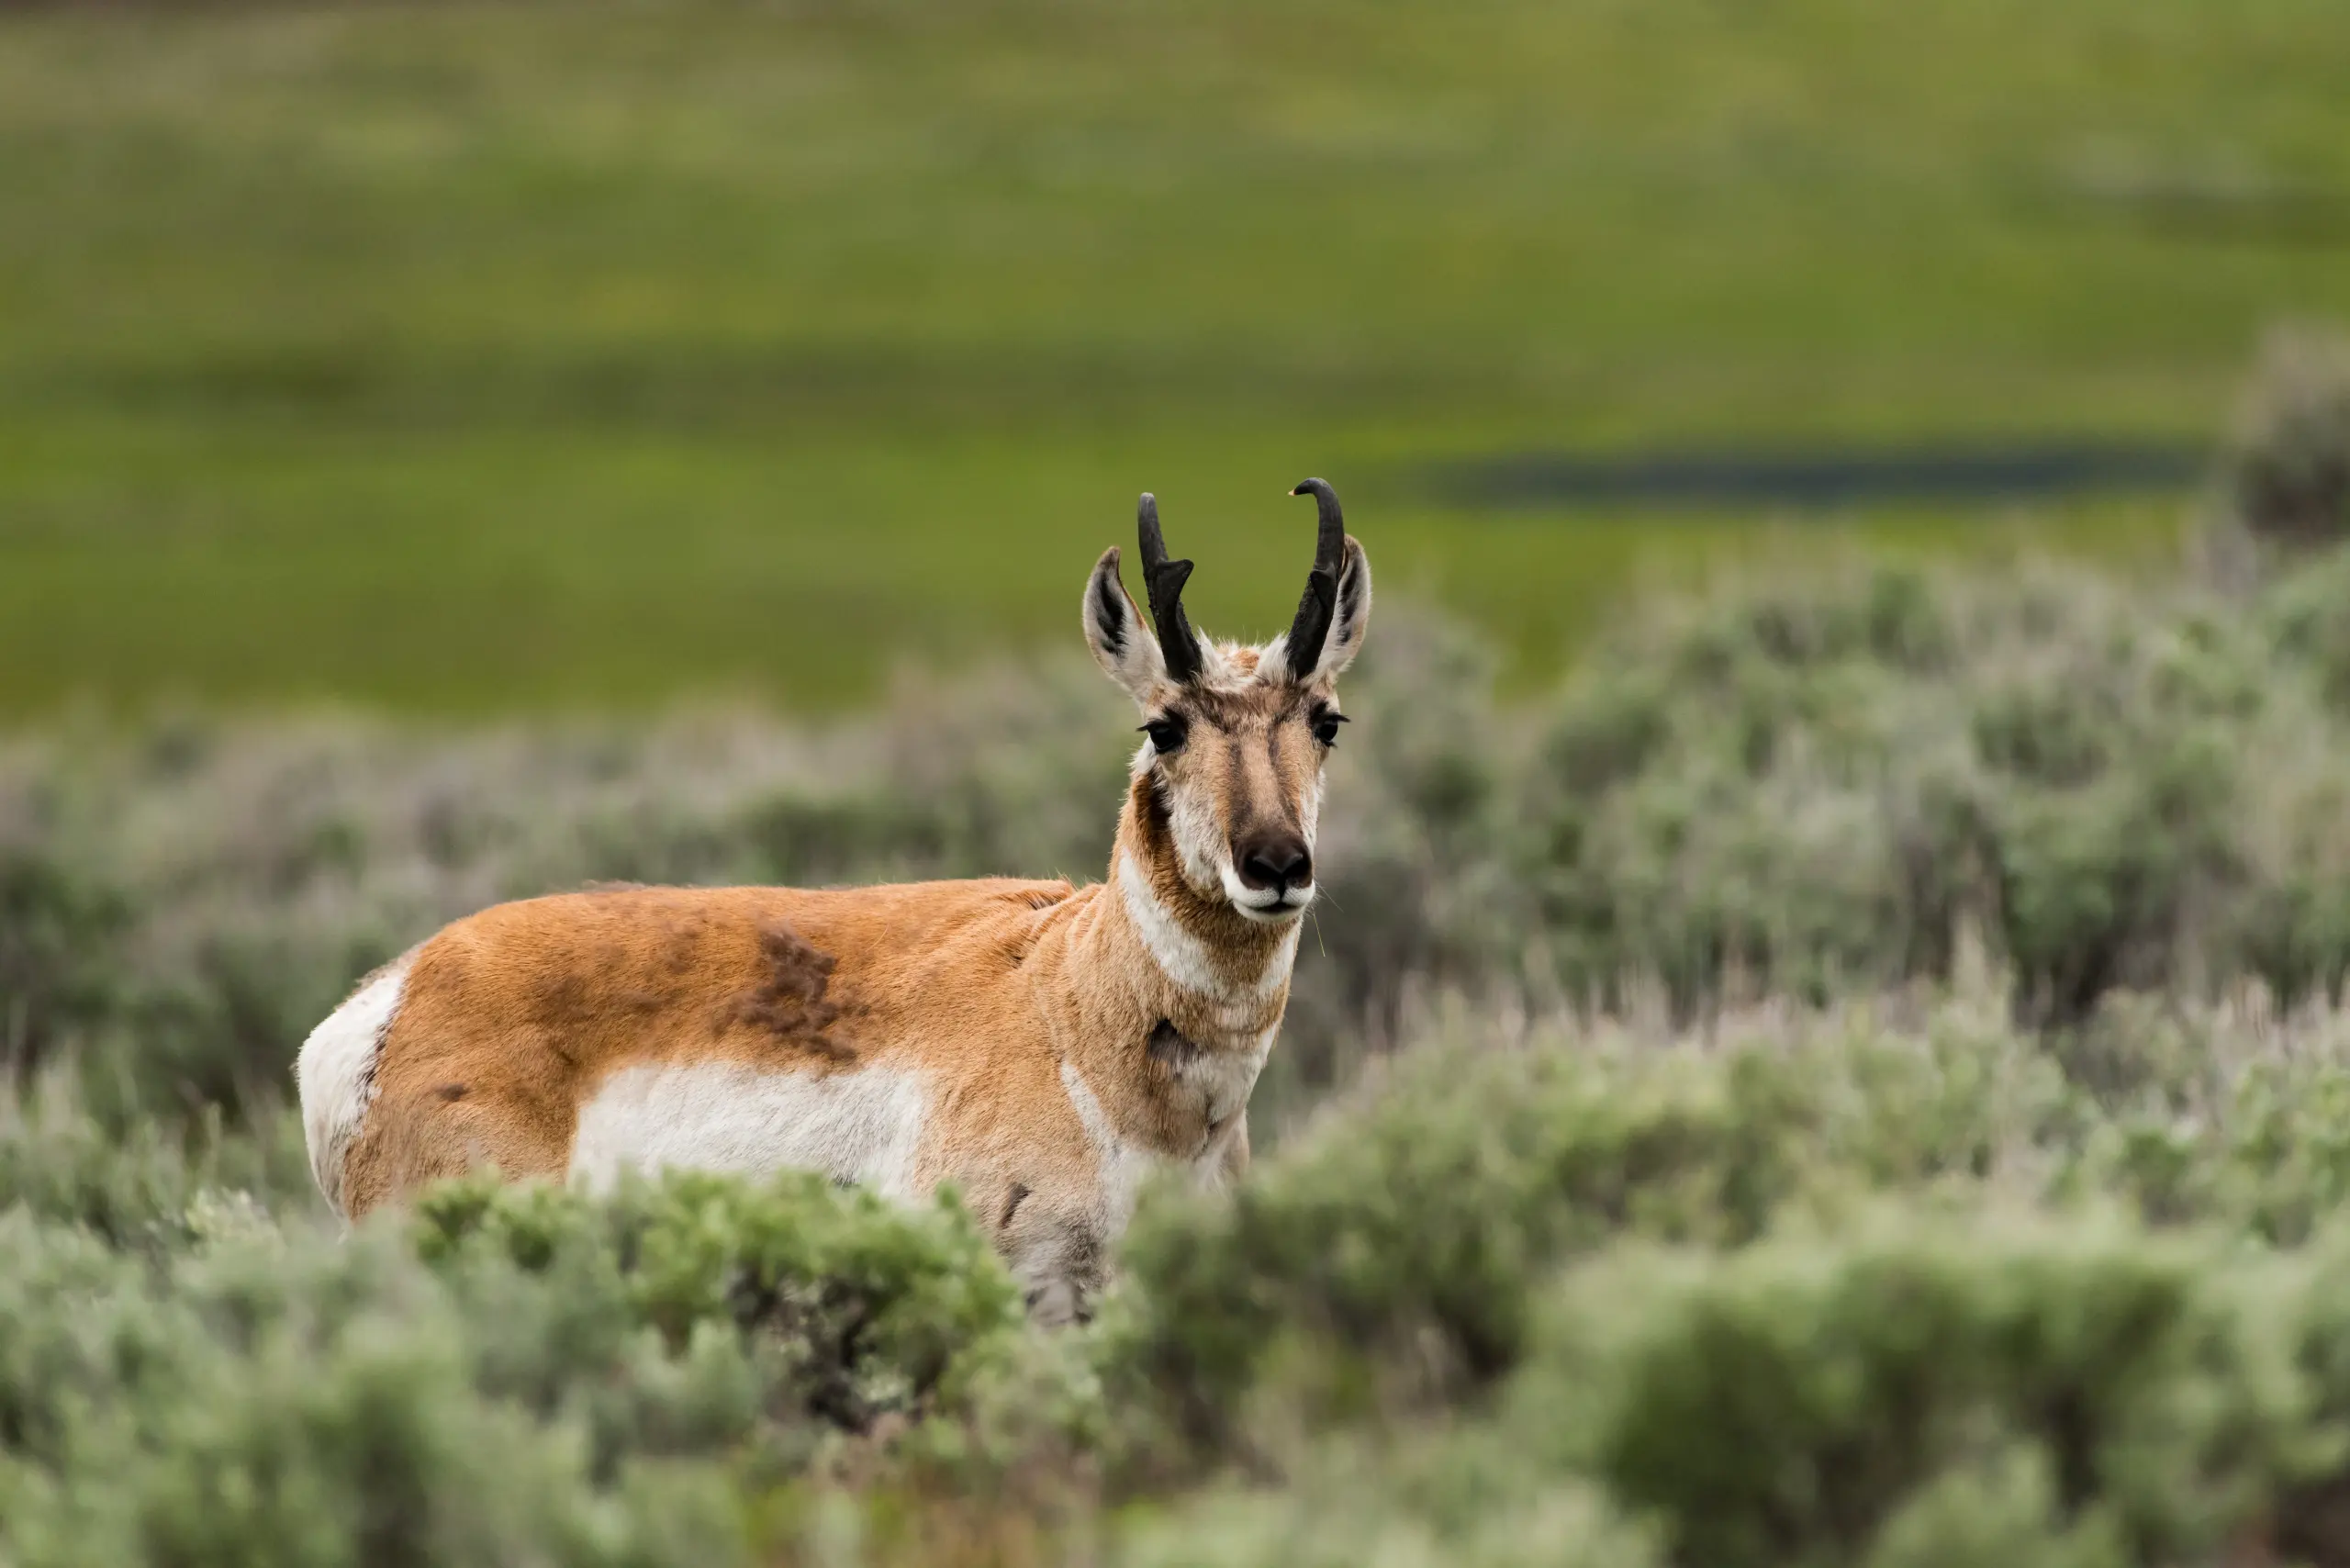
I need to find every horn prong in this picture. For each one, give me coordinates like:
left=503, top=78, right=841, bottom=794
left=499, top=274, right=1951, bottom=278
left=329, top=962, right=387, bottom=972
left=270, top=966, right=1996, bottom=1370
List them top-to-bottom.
left=1137, top=491, right=1203, bottom=683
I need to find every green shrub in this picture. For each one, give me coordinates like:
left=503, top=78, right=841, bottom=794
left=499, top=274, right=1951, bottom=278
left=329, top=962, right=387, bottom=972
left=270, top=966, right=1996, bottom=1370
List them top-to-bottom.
left=2228, top=325, right=2350, bottom=550
left=2265, top=545, right=2350, bottom=721
left=1525, top=562, right=2350, bottom=1020
left=0, top=803, right=127, bottom=1084
left=20, top=986, right=2350, bottom=1562
left=1107, top=1002, right=2104, bottom=1457
left=0, top=1072, right=313, bottom=1248
left=0, top=1160, right=1025, bottom=1568
left=415, top=1170, right=1024, bottom=1436
left=1516, top=1212, right=2304, bottom=1568
left=0, top=1213, right=750, bottom=1568
left=1117, top=1434, right=1661, bottom=1568
left=1859, top=1450, right=2128, bottom=1568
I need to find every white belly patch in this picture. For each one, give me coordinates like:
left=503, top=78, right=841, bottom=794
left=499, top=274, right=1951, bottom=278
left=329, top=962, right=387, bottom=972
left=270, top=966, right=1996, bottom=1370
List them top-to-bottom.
left=567, top=1061, right=929, bottom=1200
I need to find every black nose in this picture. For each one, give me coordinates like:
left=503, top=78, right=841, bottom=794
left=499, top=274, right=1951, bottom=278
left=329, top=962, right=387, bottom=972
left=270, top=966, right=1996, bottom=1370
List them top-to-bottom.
left=1235, top=833, right=1313, bottom=893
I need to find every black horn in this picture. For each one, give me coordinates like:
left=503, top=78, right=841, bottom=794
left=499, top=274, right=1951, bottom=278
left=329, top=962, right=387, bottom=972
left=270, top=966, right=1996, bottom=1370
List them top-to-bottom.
left=1284, top=478, right=1347, bottom=678
left=1136, top=493, right=1204, bottom=683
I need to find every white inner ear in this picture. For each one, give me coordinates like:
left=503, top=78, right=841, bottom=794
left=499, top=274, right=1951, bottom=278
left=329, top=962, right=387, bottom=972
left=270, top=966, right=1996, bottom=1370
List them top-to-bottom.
left=1312, top=540, right=1372, bottom=680
left=1083, top=550, right=1166, bottom=702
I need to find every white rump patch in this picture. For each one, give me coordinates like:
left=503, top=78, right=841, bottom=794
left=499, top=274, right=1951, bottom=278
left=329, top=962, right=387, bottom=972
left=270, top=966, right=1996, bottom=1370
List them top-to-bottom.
left=1118, top=851, right=1300, bottom=1001
left=297, top=958, right=410, bottom=1218
left=1060, top=1059, right=1158, bottom=1232
left=567, top=1061, right=929, bottom=1201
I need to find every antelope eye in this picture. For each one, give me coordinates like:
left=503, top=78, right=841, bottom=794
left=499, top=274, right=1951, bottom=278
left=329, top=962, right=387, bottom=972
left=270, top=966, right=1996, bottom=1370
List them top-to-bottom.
left=1311, top=711, right=1348, bottom=746
left=1141, top=717, right=1188, bottom=755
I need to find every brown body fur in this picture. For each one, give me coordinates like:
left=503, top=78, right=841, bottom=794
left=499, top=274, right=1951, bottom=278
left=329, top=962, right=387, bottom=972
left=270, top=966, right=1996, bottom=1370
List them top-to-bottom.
left=341, top=775, right=1288, bottom=1313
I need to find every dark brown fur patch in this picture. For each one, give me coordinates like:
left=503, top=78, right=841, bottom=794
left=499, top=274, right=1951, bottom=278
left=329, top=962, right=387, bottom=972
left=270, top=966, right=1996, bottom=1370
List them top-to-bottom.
left=1135, top=771, right=1175, bottom=850
left=735, top=919, right=851, bottom=1059
left=529, top=971, right=596, bottom=1032
left=1147, top=1018, right=1201, bottom=1070
left=434, top=1082, right=467, bottom=1102
left=999, top=1181, right=1031, bottom=1230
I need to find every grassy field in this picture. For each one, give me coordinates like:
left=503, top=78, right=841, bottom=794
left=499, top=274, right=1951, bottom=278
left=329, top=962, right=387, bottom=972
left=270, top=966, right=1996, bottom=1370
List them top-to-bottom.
left=5, top=0, right=2349, bottom=711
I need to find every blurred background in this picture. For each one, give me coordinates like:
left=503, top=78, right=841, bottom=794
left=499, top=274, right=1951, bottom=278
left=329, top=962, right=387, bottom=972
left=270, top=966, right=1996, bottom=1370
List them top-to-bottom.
left=7, top=0, right=2347, bottom=713
left=9, top=0, right=2350, bottom=1127
left=17, top=8, right=2350, bottom=1562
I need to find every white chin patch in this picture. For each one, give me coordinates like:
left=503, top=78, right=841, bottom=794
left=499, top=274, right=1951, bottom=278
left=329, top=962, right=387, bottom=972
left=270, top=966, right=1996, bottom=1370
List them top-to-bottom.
left=1120, top=853, right=1304, bottom=996
left=1219, top=865, right=1314, bottom=923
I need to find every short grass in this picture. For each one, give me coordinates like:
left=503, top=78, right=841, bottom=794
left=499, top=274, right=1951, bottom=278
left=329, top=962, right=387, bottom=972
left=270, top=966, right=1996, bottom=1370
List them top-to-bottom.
left=4, top=0, right=2348, bottom=712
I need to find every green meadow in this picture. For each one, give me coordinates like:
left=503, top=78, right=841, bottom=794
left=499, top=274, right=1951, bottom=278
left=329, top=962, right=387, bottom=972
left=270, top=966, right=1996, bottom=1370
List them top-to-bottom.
left=4, top=0, right=2348, bottom=712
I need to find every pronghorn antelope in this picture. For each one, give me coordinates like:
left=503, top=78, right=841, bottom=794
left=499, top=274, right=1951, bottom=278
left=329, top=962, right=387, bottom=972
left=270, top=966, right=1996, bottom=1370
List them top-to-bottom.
left=296, top=481, right=1370, bottom=1321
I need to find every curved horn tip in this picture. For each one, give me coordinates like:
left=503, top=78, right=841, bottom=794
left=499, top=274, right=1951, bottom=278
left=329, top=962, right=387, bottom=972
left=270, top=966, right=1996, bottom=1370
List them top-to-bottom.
left=1292, top=477, right=1344, bottom=523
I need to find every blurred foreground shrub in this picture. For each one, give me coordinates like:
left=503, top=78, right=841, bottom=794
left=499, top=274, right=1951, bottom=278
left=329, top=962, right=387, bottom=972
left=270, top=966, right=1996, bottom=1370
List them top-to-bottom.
left=1106, top=991, right=2350, bottom=1467
left=18, top=992, right=2350, bottom=1562
left=1102, top=995, right=2350, bottom=1568
left=0, top=1151, right=1023, bottom=1568
left=413, top=1170, right=1021, bottom=1437
left=1534, top=1215, right=2300, bottom=1568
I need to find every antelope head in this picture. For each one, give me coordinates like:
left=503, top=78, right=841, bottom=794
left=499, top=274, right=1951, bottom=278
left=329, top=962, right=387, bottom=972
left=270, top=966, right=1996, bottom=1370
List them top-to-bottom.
left=1081, top=479, right=1373, bottom=924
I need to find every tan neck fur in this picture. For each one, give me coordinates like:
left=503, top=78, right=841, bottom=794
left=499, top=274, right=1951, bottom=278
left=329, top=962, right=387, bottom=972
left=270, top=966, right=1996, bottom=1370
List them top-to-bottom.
left=1027, top=773, right=1297, bottom=1159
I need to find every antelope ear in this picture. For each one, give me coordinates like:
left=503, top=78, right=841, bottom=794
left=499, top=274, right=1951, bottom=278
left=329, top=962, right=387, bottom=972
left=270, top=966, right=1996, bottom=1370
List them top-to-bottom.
left=1311, top=537, right=1372, bottom=680
left=1082, top=547, right=1166, bottom=703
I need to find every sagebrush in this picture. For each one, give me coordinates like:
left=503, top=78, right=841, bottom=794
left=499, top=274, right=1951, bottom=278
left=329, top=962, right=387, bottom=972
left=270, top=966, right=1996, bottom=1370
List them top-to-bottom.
left=13, top=546, right=2350, bottom=1563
